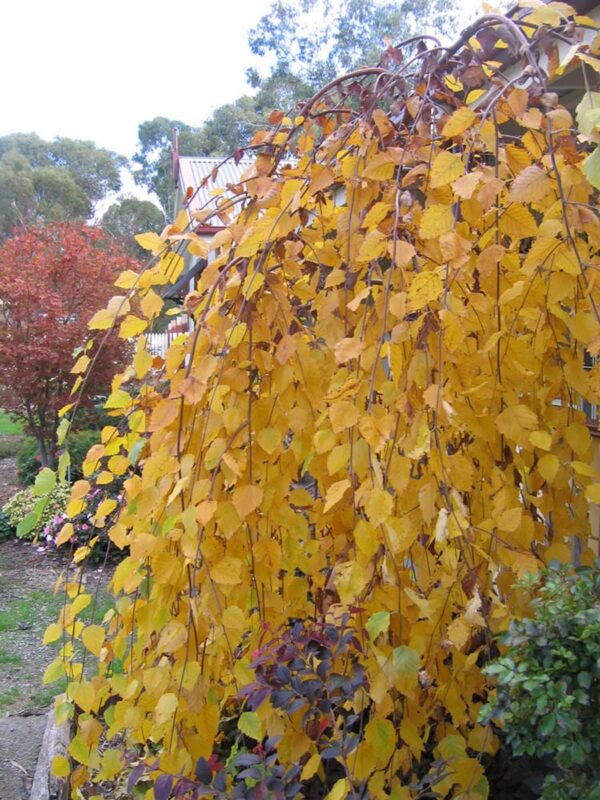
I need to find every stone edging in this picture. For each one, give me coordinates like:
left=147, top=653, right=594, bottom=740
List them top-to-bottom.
left=29, top=710, right=70, bottom=800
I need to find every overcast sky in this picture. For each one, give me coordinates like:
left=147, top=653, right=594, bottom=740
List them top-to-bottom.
left=1, top=0, right=273, bottom=159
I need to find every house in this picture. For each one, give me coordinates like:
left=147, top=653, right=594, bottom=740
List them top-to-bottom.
left=147, top=146, right=255, bottom=355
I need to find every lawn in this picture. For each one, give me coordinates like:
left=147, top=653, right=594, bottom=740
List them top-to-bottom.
left=0, top=409, right=23, bottom=436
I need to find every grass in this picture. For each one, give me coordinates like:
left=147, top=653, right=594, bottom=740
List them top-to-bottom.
left=0, top=409, right=23, bottom=436
left=0, top=542, right=114, bottom=715
left=0, top=589, right=63, bottom=633
left=0, top=648, right=23, bottom=665
left=0, top=687, right=22, bottom=710
left=28, top=687, right=58, bottom=709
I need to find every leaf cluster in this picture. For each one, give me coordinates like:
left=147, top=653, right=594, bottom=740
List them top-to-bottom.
left=481, top=564, right=600, bottom=799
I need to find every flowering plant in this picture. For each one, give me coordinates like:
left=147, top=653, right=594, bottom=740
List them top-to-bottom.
left=44, top=474, right=127, bottom=561
left=2, top=484, right=71, bottom=541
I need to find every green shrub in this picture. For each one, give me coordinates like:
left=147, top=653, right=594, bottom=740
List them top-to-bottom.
left=17, top=429, right=100, bottom=486
left=66, top=429, right=101, bottom=481
left=16, top=437, right=43, bottom=486
left=2, top=484, right=71, bottom=541
left=0, top=511, right=14, bottom=542
left=480, top=563, right=600, bottom=800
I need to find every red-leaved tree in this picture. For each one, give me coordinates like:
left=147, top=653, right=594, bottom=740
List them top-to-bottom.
left=0, top=222, right=137, bottom=466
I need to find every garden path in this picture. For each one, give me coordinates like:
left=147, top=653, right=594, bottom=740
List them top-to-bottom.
left=0, top=443, right=113, bottom=798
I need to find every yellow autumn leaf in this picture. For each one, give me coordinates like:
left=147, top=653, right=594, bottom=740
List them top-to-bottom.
left=442, top=106, right=477, bottom=137
left=362, top=149, right=402, bottom=180
left=430, top=151, right=464, bottom=188
left=509, top=165, right=552, bottom=203
left=419, top=204, right=454, bottom=239
left=499, top=204, right=537, bottom=240
left=134, top=231, right=165, bottom=253
left=242, top=270, right=265, bottom=299
left=408, top=270, right=443, bottom=311
left=140, top=289, right=164, bottom=319
left=88, top=307, right=116, bottom=331
left=119, top=314, right=148, bottom=339
left=334, top=337, right=365, bottom=364
left=329, top=401, right=360, bottom=432
left=496, top=404, right=538, bottom=440
left=257, top=427, right=281, bottom=454
left=529, top=430, right=552, bottom=451
left=538, top=453, right=560, bottom=483
left=323, top=479, right=351, bottom=513
left=585, top=483, right=600, bottom=503
left=232, top=484, right=263, bottom=517
left=364, top=487, right=393, bottom=526
left=55, top=522, right=74, bottom=547
left=211, top=556, right=243, bottom=585
left=43, top=622, right=62, bottom=644
left=81, top=625, right=105, bottom=656
left=155, top=693, right=178, bottom=724
left=301, top=753, right=321, bottom=780
left=51, top=755, right=71, bottom=778
left=326, top=778, right=349, bottom=800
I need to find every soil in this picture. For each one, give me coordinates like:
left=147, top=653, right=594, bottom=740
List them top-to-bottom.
left=0, top=449, right=21, bottom=506
left=0, top=713, right=48, bottom=799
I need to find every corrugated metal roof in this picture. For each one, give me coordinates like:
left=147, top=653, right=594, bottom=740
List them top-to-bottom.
left=177, top=156, right=255, bottom=226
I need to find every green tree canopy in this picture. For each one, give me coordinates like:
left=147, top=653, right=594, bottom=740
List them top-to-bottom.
left=247, top=0, right=452, bottom=91
left=0, top=133, right=126, bottom=240
left=100, top=196, right=165, bottom=259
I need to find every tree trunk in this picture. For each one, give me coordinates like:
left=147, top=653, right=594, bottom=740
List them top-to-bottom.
left=37, top=436, right=55, bottom=469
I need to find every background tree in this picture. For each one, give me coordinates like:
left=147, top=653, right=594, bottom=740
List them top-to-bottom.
left=132, top=0, right=460, bottom=211
left=247, top=0, right=453, bottom=91
left=132, top=118, right=206, bottom=215
left=0, top=133, right=126, bottom=240
left=101, top=196, right=165, bottom=259
left=0, top=223, right=136, bottom=466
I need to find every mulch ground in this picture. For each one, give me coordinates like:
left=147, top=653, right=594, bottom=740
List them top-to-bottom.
left=0, top=442, right=21, bottom=506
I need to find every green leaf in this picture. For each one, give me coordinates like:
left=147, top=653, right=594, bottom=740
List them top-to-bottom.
left=583, top=146, right=600, bottom=190
left=56, top=417, right=70, bottom=446
left=129, top=438, right=145, bottom=466
left=58, top=450, right=70, bottom=483
left=33, top=467, right=56, bottom=497
left=16, top=510, right=39, bottom=538
left=366, top=611, right=391, bottom=642
left=393, top=645, right=420, bottom=676
left=238, top=711, right=262, bottom=741
left=439, top=734, right=467, bottom=761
